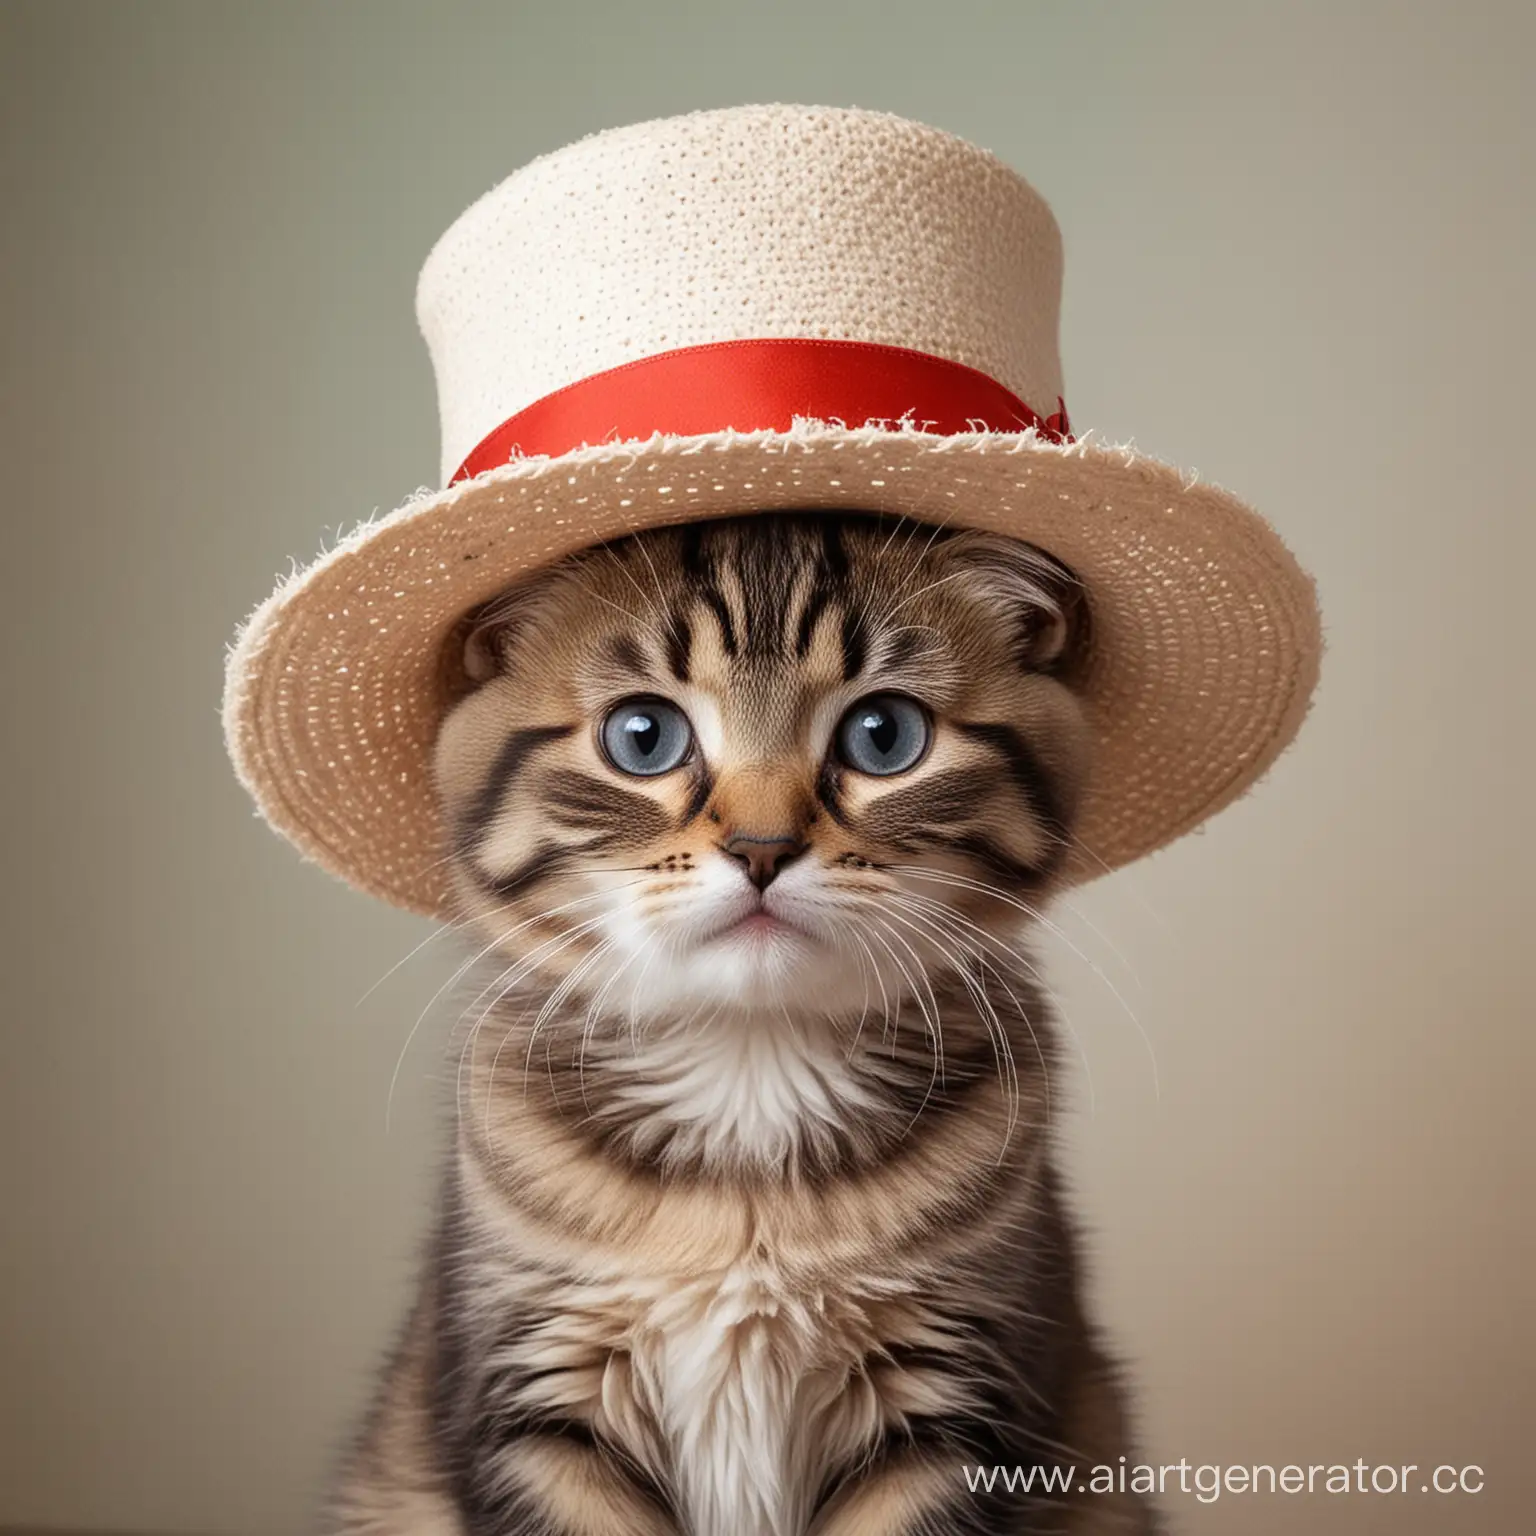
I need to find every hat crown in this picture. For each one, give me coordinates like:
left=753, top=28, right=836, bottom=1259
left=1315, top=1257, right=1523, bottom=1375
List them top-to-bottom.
left=417, top=104, right=1066, bottom=485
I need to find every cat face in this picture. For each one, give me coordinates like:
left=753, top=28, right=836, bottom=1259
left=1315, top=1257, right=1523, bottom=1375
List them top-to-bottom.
left=432, top=514, right=1092, bottom=1021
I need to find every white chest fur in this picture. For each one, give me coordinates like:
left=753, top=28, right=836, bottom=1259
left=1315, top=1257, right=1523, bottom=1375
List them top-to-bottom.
left=591, top=1010, right=887, bottom=1172
left=495, top=1020, right=946, bottom=1530
left=585, top=1024, right=889, bottom=1530
left=626, top=1259, right=878, bottom=1536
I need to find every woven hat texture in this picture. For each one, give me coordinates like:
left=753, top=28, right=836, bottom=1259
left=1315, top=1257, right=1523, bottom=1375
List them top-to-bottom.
left=222, top=103, right=1321, bottom=916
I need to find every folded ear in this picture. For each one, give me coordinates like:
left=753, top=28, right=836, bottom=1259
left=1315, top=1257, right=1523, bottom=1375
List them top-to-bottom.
left=942, top=531, right=1091, bottom=674
left=453, top=572, right=557, bottom=685
left=460, top=609, right=510, bottom=684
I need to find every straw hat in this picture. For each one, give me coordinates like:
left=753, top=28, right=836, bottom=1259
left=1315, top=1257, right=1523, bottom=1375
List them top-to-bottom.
left=222, top=104, right=1321, bottom=917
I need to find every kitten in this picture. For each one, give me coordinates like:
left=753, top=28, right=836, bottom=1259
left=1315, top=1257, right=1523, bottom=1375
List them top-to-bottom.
left=330, top=512, right=1156, bottom=1535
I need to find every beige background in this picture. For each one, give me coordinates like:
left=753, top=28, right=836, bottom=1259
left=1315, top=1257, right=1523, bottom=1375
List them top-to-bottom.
left=2, top=2, right=1532, bottom=1532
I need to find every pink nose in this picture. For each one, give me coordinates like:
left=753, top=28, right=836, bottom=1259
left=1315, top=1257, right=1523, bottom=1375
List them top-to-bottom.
left=721, top=834, right=806, bottom=890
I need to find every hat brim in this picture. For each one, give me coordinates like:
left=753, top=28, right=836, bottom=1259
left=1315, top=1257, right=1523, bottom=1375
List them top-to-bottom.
left=222, top=420, right=1321, bottom=917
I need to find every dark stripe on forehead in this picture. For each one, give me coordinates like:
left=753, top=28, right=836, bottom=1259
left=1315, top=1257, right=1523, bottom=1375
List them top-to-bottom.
left=730, top=518, right=801, bottom=659
left=792, top=518, right=857, bottom=659
left=820, top=518, right=850, bottom=581
left=679, top=522, right=709, bottom=577
left=678, top=524, right=742, bottom=657
left=729, top=527, right=762, bottom=652
left=794, top=580, right=832, bottom=658
left=700, top=585, right=738, bottom=657
left=840, top=607, right=868, bottom=682
left=664, top=610, right=692, bottom=682
left=882, top=625, right=930, bottom=669
left=602, top=633, right=648, bottom=676
left=460, top=724, right=575, bottom=853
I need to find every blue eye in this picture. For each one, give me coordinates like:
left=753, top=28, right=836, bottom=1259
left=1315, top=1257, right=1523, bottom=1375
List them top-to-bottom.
left=836, top=694, right=930, bottom=776
left=600, top=698, right=693, bottom=777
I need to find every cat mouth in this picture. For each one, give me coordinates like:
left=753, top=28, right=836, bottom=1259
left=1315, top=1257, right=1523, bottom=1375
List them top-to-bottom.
left=705, top=907, right=810, bottom=945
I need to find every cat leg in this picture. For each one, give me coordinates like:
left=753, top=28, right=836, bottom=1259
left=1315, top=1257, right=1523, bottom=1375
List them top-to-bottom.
left=326, top=1294, right=463, bottom=1535
left=453, top=1431, right=679, bottom=1536
left=809, top=1446, right=1153, bottom=1536
left=809, top=1449, right=970, bottom=1535
left=326, top=1480, right=463, bottom=1536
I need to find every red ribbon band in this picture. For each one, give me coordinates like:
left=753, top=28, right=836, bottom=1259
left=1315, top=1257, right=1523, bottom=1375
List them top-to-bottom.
left=449, top=337, right=1071, bottom=485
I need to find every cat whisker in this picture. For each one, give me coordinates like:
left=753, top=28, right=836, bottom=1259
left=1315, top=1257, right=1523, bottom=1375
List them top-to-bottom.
left=874, top=510, right=915, bottom=562
left=874, top=514, right=955, bottom=620
left=625, top=533, right=691, bottom=661
left=598, top=538, right=672, bottom=641
left=560, top=565, right=648, bottom=628
left=871, top=565, right=972, bottom=629
left=1063, top=831, right=1175, bottom=935
left=890, top=864, right=1159, bottom=1101
left=384, top=880, right=644, bottom=1130
left=887, top=889, right=1094, bottom=1122
left=896, top=891, right=1098, bottom=1113
left=1049, top=891, right=1143, bottom=992
left=456, top=896, right=628, bottom=1026
left=876, top=897, right=1026, bottom=1148
left=356, top=900, right=487, bottom=1009
left=869, top=909, right=957, bottom=1083
left=462, top=914, right=614, bottom=1133
left=858, top=914, right=946, bottom=1132
left=879, top=915, right=947, bottom=1075
left=832, top=923, right=892, bottom=1061
left=620, top=926, right=672, bottom=1063
left=843, top=930, right=875, bottom=1059
left=574, top=937, right=648, bottom=1066
left=575, top=937, right=659, bottom=1113
left=521, top=938, right=616, bottom=1111
left=867, top=958, right=944, bottom=1140
left=455, top=989, right=536, bottom=1147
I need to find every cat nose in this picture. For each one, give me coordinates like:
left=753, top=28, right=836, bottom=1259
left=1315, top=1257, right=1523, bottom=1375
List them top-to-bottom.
left=721, top=833, right=806, bottom=890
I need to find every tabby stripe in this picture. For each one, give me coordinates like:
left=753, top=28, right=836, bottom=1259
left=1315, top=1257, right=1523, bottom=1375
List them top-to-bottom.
left=820, top=519, right=851, bottom=581
left=679, top=522, right=708, bottom=577
left=739, top=547, right=777, bottom=657
left=794, top=580, right=833, bottom=658
left=700, top=586, right=738, bottom=656
left=840, top=606, right=867, bottom=681
left=664, top=610, right=692, bottom=681
left=883, top=624, right=929, bottom=668
left=603, top=633, right=648, bottom=676
left=954, top=721, right=1067, bottom=843
left=461, top=725, right=575, bottom=852
left=815, top=761, right=852, bottom=827
left=681, top=764, right=715, bottom=824
left=871, top=766, right=1000, bottom=829
left=545, top=773, right=665, bottom=834
left=923, top=830, right=1052, bottom=886
left=483, top=841, right=574, bottom=900
left=875, top=1036, right=998, bottom=1122
left=434, top=1193, right=678, bottom=1530
left=822, top=1312, right=1073, bottom=1530
left=869, top=1351, right=1070, bottom=1493
left=458, top=1417, right=671, bottom=1533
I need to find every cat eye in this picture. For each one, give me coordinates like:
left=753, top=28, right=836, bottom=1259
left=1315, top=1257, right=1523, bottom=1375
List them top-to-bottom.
left=835, top=694, right=930, bottom=777
left=599, top=697, right=694, bottom=777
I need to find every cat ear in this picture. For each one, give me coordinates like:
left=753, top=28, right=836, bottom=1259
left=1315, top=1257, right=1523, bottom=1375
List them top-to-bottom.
left=943, top=532, right=1091, bottom=674
left=455, top=580, right=549, bottom=685
left=461, top=615, right=508, bottom=683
